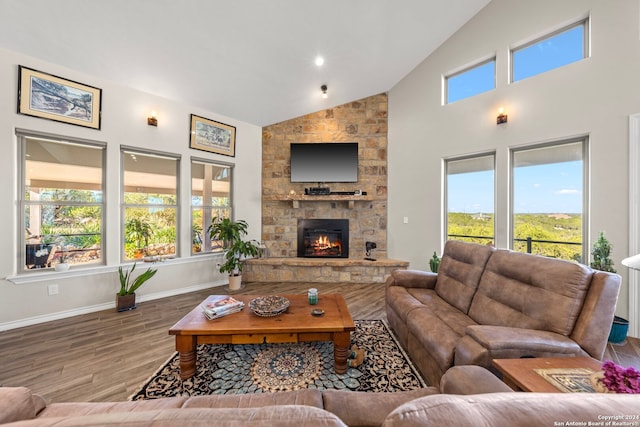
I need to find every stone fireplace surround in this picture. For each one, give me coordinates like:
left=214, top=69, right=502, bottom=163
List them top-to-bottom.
left=243, top=93, right=408, bottom=283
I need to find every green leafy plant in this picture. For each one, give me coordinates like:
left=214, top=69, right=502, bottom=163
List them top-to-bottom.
left=125, top=217, right=154, bottom=252
left=208, top=217, right=259, bottom=275
left=590, top=231, right=616, bottom=273
left=429, top=251, right=441, bottom=273
left=118, top=263, right=158, bottom=296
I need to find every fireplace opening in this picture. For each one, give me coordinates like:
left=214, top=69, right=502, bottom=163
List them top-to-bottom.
left=297, top=219, right=349, bottom=258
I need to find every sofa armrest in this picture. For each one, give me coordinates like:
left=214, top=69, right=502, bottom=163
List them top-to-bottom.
left=386, top=269, right=437, bottom=289
left=570, top=270, right=621, bottom=360
left=455, top=326, right=586, bottom=368
left=439, top=365, right=513, bottom=394
left=0, top=387, right=47, bottom=424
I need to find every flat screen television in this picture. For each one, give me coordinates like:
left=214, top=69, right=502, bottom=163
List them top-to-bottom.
left=290, top=142, right=358, bottom=183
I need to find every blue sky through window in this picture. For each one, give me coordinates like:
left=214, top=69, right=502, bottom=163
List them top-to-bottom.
left=513, top=24, right=584, bottom=82
left=447, top=60, right=495, bottom=103
left=448, top=161, right=582, bottom=214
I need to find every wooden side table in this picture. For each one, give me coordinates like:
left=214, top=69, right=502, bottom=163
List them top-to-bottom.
left=493, top=357, right=603, bottom=392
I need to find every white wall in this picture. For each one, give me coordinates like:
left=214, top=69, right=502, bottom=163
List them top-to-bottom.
left=388, top=0, right=640, bottom=323
left=0, top=48, right=262, bottom=330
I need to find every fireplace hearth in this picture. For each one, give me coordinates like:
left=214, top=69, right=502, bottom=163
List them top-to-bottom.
left=297, top=219, right=349, bottom=258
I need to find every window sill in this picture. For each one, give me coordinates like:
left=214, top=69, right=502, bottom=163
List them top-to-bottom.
left=6, top=253, right=224, bottom=285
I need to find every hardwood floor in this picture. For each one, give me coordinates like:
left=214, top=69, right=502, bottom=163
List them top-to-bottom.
left=0, top=281, right=638, bottom=403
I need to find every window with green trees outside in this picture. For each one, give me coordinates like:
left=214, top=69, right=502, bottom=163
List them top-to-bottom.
left=20, top=133, right=105, bottom=271
left=122, top=148, right=179, bottom=261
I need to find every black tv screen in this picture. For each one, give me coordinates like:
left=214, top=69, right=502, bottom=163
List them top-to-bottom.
left=290, top=143, right=358, bottom=183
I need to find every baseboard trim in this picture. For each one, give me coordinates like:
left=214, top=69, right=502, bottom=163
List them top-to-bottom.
left=0, top=280, right=227, bottom=332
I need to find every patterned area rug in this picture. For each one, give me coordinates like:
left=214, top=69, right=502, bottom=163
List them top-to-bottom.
left=130, top=320, right=425, bottom=399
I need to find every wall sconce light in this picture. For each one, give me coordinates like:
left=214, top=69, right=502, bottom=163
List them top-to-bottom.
left=321, top=84, right=328, bottom=99
left=496, top=107, right=508, bottom=125
left=147, top=111, right=158, bottom=127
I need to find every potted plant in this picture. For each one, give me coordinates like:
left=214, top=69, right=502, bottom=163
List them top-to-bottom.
left=125, top=217, right=154, bottom=259
left=208, top=217, right=259, bottom=290
left=590, top=231, right=627, bottom=343
left=591, top=231, right=616, bottom=273
left=53, top=236, right=70, bottom=271
left=54, top=251, right=70, bottom=272
left=429, top=251, right=441, bottom=273
left=116, top=262, right=158, bottom=311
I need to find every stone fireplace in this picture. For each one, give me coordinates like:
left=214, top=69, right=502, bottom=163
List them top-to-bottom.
left=243, top=92, right=409, bottom=283
left=297, top=219, right=349, bottom=258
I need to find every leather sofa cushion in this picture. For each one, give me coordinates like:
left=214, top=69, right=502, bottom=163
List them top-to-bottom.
left=434, top=240, right=494, bottom=314
left=468, top=249, right=592, bottom=335
left=385, top=287, right=437, bottom=324
left=407, top=304, right=477, bottom=370
left=464, top=325, right=583, bottom=353
left=0, top=387, right=46, bottom=424
left=182, top=389, right=323, bottom=409
left=323, top=389, right=438, bottom=427
left=383, top=393, right=640, bottom=427
left=38, top=397, right=190, bottom=418
left=8, top=406, right=347, bottom=426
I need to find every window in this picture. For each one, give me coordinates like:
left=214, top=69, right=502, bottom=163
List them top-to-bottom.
left=512, top=19, right=588, bottom=82
left=445, top=58, right=495, bottom=104
left=19, top=132, right=105, bottom=271
left=511, top=139, right=587, bottom=261
left=122, top=148, right=179, bottom=261
left=445, top=154, right=495, bottom=245
left=191, top=159, right=233, bottom=254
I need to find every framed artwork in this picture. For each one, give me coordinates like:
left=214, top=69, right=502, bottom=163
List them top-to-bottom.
left=18, top=66, right=102, bottom=130
left=189, top=114, right=236, bottom=157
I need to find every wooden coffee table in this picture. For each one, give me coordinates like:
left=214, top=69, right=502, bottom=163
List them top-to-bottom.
left=169, top=293, right=355, bottom=379
left=493, top=357, right=603, bottom=392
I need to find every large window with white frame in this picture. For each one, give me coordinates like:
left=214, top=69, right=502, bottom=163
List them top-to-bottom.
left=511, top=18, right=589, bottom=83
left=445, top=58, right=495, bottom=104
left=19, top=132, right=105, bottom=272
left=511, top=138, right=587, bottom=261
left=121, top=147, right=180, bottom=261
left=445, top=153, right=496, bottom=245
left=191, top=158, right=233, bottom=254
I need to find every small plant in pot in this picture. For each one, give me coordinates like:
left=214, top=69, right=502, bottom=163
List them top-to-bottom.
left=208, top=217, right=259, bottom=291
left=590, top=231, right=616, bottom=273
left=54, top=251, right=70, bottom=272
left=117, top=262, right=158, bottom=312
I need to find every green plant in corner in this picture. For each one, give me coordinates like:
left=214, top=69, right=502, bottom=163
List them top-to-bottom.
left=208, top=217, right=259, bottom=274
left=590, top=231, right=616, bottom=273
left=429, top=251, right=441, bottom=273
left=118, top=262, right=158, bottom=296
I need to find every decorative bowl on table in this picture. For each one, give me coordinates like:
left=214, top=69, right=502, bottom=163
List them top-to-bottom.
left=249, top=295, right=290, bottom=317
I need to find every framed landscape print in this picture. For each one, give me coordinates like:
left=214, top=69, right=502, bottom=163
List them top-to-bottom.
left=18, top=66, right=102, bottom=130
left=189, top=114, right=236, bottom=157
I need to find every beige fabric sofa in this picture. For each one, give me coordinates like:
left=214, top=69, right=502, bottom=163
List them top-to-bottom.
left=386, top=240, right=622, bottom=385
left=3, top=365, right=640, bottom=426
left=0, top=366, right=508, bottom=426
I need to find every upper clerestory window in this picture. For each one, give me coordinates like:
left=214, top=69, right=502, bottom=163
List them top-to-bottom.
left=511, top=18, right=589, bottom=83
left=445, top=58, right=496, bottom=104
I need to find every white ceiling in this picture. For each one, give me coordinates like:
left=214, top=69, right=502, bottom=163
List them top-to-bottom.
left=0, top=0, right=490, bottom=126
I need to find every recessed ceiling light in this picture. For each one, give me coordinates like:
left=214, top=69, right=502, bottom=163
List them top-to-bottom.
left=315, top=56, right=324, bottom=67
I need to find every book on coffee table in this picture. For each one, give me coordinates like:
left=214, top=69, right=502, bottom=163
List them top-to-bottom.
left=201, top=295, right=244, bottom=320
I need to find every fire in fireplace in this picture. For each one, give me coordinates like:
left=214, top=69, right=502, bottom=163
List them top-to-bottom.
left=297, top=219, right=349, bottom=258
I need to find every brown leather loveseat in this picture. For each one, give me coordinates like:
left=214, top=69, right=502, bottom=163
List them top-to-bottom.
left=386, top=240, right=621, bottom=385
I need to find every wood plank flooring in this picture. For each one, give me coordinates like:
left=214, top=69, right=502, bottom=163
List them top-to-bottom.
left=0, top=281, right=638, bottom=403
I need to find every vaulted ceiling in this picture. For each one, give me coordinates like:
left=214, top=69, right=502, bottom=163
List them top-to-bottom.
left=0, top=0, right=490, bottom=126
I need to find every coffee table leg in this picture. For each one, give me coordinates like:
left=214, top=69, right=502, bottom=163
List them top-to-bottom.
left=333, top=331, right=351, bottom=374
left=175, top=336, right=197, bottom=379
